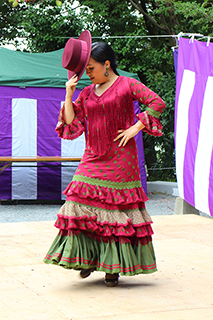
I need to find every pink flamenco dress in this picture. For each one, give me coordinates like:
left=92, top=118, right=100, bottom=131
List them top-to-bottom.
left=43, top=76, right=165, bottom=276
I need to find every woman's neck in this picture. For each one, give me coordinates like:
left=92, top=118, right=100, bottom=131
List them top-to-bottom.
left=95, top=73, right=119, bottom=96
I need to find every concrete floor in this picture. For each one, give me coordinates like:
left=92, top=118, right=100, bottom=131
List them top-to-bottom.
left=0, top=214, right=213, bottom=320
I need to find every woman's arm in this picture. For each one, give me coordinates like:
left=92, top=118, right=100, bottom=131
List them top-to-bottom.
left=63, top=75, right=78, bottom=124
left=55, top=76, right=85, bottom=140
left=114, top=77, right=165, bottom=147
left=130, top=78, right=166, bottom=137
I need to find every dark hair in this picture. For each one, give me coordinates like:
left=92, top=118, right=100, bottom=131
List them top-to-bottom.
left=91, top=42, right=119, bottom=75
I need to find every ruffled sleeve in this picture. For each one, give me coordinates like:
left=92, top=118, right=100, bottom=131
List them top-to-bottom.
left=129, top=77, right=166, bottom=136
left=55, top=93, right=85, bottom=140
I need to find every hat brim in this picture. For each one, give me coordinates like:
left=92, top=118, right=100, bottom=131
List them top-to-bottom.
left=67, top=30, right=91, bottom=80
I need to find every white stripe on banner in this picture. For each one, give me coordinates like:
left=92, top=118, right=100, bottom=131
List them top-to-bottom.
left=176, top=69, right=195, bottom=198
left=194, top=76, right=213, bottom=216
left=12, top=98, right=37, bottom=199
left=60, top=101, right=86, bottom=200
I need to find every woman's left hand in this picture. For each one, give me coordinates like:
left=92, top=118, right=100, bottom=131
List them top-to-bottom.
left=114, top=120, right=145, bottom=147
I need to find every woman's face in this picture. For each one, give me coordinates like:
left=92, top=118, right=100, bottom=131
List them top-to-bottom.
left=86, top=57, right=106, bottom=84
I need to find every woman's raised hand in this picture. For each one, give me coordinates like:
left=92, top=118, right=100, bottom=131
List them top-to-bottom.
left=65, top=74, right=78, bottom=97
left=64, top=75, right=78, bottom=124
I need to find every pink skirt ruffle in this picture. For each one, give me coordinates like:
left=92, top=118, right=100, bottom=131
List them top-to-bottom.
left=63, top=180, right=149, bottom=205
left=55, top=214, right=153, bottom=245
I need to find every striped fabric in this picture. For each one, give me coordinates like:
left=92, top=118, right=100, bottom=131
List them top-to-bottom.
left=175, top=37, right=213, bottom=217
left=0, top=87, right=84, bottom=200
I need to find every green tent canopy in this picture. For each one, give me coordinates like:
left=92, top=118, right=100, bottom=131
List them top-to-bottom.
left=0, top=47, right=139, bottom=88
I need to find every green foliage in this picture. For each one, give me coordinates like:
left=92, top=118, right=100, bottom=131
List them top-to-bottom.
left=0, top=0, right=23, bottom=45
left=7, top=0, right=61, bottom=7
left=18, top=0, right=83, bottom=52
left=78, top=0, right=143, bottom=38
left=173, top=1, right=213, bottom=35
left=139, top=45, right=176, bottom=180
left=145, top=70, right=176, bottom=181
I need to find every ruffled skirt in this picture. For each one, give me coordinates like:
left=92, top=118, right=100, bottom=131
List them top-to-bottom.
left=43, top=139, right=157, bottom=276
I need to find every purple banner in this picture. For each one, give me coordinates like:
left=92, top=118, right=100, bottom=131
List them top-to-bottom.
left=175, top=37, right=213, bottom=216
left=183, top=73, right=208, bottom=206
left=0, top=97, right=12, bottom=199
left=37, top=98, right=62, bottom=199
left=134, top=101, right=147, bottom=195
left=208, top=150, right=213, bottom=216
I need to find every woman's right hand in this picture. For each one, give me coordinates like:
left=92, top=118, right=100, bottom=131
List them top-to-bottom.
left=65, top=74, right=78, bottom=98
left=64, top=75, right=78, bottom=124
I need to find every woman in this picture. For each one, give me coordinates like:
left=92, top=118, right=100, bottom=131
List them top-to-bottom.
left=44, top=41, right=165, bottom=287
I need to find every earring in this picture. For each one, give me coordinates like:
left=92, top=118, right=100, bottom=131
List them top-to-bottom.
left=105, top=67, right=109, bottom=77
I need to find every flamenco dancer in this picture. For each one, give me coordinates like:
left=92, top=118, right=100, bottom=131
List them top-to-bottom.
left=44, top=30, right=165, bottom=287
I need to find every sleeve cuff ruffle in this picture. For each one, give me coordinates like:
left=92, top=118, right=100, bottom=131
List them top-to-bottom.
left=55, top=104, right=85, bottom=140
left=137, top=111, right=163, bottom=136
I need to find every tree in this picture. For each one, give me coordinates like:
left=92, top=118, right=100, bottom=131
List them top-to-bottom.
left=0, top=0, right=24, bottom=46
left=4, top=0, right=213, bottom=180
left=7, top=0, right=61, bottom=7
left=17, top=0, right=84, bottom=52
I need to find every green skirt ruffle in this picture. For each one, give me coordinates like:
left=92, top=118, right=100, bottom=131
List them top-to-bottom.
left=43, top=232, right=157, bottom=276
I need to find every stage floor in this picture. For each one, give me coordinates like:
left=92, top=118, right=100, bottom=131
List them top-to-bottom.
left=0, top=214, right=212, bottom=320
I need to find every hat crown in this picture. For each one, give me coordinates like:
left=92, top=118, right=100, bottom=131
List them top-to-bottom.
left=62, top=30, right=91, bottom=80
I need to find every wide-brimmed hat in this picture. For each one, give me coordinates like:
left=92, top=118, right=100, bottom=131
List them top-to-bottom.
left=62, top=30, right=91, bottom=80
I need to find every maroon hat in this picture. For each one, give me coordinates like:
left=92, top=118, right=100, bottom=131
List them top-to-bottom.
left=62, top=30, right=91, bottom=80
